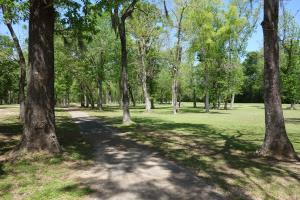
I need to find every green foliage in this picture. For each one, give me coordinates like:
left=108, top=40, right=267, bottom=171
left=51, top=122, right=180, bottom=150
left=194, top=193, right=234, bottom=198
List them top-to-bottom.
left=0, top=35, right=19, bottom=104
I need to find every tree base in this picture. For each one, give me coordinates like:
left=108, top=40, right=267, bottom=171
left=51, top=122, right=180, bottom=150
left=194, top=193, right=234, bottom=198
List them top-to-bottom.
left=257, top=146, right=299, bottom=161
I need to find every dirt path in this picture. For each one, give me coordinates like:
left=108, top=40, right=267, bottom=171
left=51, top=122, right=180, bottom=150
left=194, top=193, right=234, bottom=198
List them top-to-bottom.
left=69, top=111, right=226, bottom=200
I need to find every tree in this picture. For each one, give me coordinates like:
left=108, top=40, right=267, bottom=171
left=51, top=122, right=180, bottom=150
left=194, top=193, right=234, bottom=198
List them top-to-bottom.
left=18, top=0, right=61, bottom=153
left=109, top=0, right=138, bottom=124
left=259, top=0, right=297, bottom=160
left=1, top=1, right=27, bottom=122
left=129, top=2, right=162, bottom=112
left=279, top=9, right=300, bottom=109
left=0, top=35, right=19, bottom=104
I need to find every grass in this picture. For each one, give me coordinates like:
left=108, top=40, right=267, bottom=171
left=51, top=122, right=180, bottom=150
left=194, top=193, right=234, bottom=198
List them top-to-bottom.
left=87, top=102, right=300, bottom=200
left=0, top=103, right=299, bottom=200
left=0, top=106, right=93, bottom=200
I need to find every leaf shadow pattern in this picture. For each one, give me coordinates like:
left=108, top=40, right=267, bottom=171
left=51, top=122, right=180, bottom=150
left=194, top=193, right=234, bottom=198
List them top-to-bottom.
left=88, top=114, right=300, bottom=200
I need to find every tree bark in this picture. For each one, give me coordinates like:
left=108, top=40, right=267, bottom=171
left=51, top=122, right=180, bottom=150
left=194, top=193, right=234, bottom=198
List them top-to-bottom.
left=18, top=0, right=60, bottom=153
left=259, top=0, right=297, bottom=160
left=2, top=7, right=26, bottom=123
left=119, top=20, right=132, bottom=123
left=138, top=40, right=151, bottom=112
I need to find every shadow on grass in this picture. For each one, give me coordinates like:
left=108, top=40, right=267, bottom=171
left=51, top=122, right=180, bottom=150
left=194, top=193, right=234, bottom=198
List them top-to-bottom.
left=91, top=114, right=300, bottom=199
left=285, top=118, right=300, bottom=125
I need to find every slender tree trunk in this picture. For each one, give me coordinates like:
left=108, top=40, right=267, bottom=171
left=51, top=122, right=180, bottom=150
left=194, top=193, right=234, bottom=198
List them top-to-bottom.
left=18, top=0, right=60, bottom=153
left=259, top=0, right=297, bottom=160
left=119, top=20, right=132, bottom=123
left=4, top=21, right=26, bottom=122
left=139, top=40, right=151, bottom=112
left=205, top=63, right=209, bottom=112
left=172, top=77, right=178, bottom=114
left=97, top=78, right=103, bottom=111
left=128, top=85, right=136, bottom=107
left=193, top=88, right=197, bottom=108
left=205, top=92, right=209, bottom=113
left=230, top=93, right=235, bottom=109
left=150, top=98, right=155, bottom=109
left=224, top=101, right=228, bottom=110
left=290, top=102, right=296, bottom=110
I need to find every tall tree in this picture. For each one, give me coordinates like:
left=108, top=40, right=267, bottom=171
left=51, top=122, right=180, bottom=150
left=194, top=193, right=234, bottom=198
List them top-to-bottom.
left=18, top=0, right=60, bottom=153
left=110, top=0, right=138, bottom=123
left=259, top=0, right=297, bottom=160
left=1, top=2, right=27, bottom=122
left=129, top=2, right=162, bottom=112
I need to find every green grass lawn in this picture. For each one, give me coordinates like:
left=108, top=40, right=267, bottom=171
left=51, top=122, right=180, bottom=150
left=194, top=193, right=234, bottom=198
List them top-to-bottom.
left=87, top=102, right=300, bottom=200
left=0, top=103, right=299, bottom=200
left=0, top=106, right=93, bottom=200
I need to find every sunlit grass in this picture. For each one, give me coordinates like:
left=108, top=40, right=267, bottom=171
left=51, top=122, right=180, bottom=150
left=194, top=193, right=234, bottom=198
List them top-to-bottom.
left=88, top=102, right=300, bottom=200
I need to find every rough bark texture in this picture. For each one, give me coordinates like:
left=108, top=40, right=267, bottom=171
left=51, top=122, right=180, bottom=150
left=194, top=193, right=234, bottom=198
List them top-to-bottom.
left=18, top=0, right=60, bottom=153
left=259, top=0, right=297, bottom=160
left=2, top=7, right=26, bottom=123
left=119, top=20, right=132, bottom=123
left=138, top=40, right=151, bottom=112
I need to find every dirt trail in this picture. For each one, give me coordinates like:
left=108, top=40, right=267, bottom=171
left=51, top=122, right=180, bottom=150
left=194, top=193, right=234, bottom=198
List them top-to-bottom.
left=69, top=110, right=226, bottom=200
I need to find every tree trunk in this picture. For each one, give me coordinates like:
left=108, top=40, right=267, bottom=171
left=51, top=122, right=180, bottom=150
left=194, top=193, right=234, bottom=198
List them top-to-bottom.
left=18, top=0, right=60, bottom=153
left=259, top=0, right=297, bottom=160
left=3, top=16, right=26, bottom=123
left=119, top=20, right=132, bottom=123
left=139, top=40, right=151, bottom=112
left=205, top=63, right=209, bottom=112
left=97, top=78, right=103, bottom=111
left=172, top=78, right=178, bottom=114
left=128, top=85, right=136, bottom=107
left=193, top=88, right=197, bottom=108
left=205, top=92, right=209, bottom=113
left=230, top=93, right=235, bottom=109
left=84, top=95, right=88, bottom=108
left=150, top=98, right=155, bottom=109
left=224, top=101, right=228, bottom=110
left=290, top=102, right=296, bottom=110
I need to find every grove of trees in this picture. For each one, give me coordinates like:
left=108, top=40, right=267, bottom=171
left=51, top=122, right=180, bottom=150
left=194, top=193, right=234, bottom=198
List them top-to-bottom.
left=0, top=0, right=299, bottom=159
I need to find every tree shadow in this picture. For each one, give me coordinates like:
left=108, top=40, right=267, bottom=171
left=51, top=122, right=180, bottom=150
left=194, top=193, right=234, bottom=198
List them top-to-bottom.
left=89, top=114, right=300, bottom=199
left=285, top=118, right=300, bottom=125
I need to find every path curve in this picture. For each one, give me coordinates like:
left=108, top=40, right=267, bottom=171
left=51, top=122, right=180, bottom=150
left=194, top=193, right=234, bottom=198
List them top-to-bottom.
left=69, top=110, right=226, bottom=200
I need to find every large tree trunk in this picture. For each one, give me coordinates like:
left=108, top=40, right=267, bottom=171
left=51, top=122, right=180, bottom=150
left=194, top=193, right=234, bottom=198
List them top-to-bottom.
left=18, top=0, right=60, bottom=153
left=259, top=0, right=297, bottom=160
left=2, top=7, right=26, bottom=123
left=119, top=20, right=132, bottom=123
left=139, top=40, right=151, bottom=112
